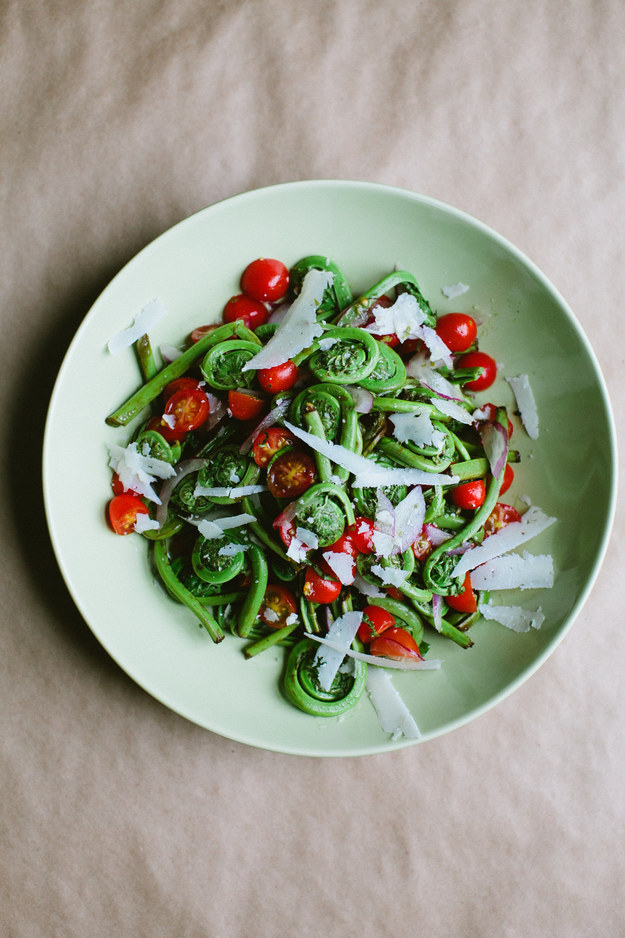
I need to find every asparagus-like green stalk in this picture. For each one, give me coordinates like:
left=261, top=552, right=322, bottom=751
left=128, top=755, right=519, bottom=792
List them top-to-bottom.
left=152, top=540, right=224, bottom=643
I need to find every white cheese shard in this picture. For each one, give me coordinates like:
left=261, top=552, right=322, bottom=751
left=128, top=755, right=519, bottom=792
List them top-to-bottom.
left=242, top=268, right=332, bottom=371
left=441, top=282, right=469, bottom=298
left=363, top=292, right=426, bottom=341
left=107, top=297, right=168, bottom=354
left=159, top=343, right=183, bottom=362
left=406, top=355, right=464, bottom=400
left=506, top=374, right=539, bottom=440
left=434, top=398, right=474, bottom=425
left=390, top=409, right=446, bottom=449
left=283, top=421, right=458, bottom=488
left=108, top=442, right=176, bottom=504
left=192, top=483, right=267, bottom=498
left=453, top=506, right=556, bottom=580
left=133, top=513, right=161, bottom=533
left=196, top=513, right=256, bottom=539
left=295, top=527, right=319, bottom=550
left=286, top=536, right=310, bottom=563
left=218, top=543, right=249, bottom=556
left=321, top=550, right=356, bottom=585
left=471, top=552, right=554, bottom=591
left=370, top=564, right=410, bottom=588
left=352, top=573, right=385, bottom=598
left=478, top=602, right=545, bottom=632
left=313, top=611, right=363, bottom=691
left=307, top=633, right=442, bottom=671
left=366, top=667, right=422, bottom=740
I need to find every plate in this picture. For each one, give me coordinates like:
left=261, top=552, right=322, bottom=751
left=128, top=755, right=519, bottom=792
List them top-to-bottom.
left=43, top=180, right=617, bottom=756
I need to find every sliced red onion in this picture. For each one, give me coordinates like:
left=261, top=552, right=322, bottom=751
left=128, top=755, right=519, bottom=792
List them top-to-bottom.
left=345, top=385, right=374, bottom=414
left=239, top=398, right=291, bottom=454
left=480, top=420, right=509, bottom=480
left=155, top=457, right=211, bottom=527
left=394, top=486, right=426, bottom=553
left=423, top=523, right=452, bottom=547
left=432, top=594, right=444, bottom=631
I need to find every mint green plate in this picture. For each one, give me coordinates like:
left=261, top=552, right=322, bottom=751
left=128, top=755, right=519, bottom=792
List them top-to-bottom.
left=43, top=181, right=617, bottom=756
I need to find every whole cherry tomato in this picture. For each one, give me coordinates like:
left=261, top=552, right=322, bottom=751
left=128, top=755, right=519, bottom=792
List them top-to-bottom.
left=241, top=258, right=289, bottom=302
left=222, top=294, right=269, bottom=330
left=435, top=313, right=478, bottom=352
left=459, top=351, right=497, bottom=391
left=257, top=360, right=298, bottom=393
left=228, top=389, right=266, bottom=421
left=252, top=426, right=297, bottom=467
left=451, top=479, right=486, bottom=510
left=108, top=493, right=149, bottom=535
left=303, top=566, right=342, bottom=604
left=445, top=572, right=477, bottom=613
left=357, top=605, right=396, bottom=643
left=369, top=627, right=422, bottom=660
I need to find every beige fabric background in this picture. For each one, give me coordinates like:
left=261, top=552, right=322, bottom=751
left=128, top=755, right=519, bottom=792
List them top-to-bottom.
left=2, top=1, right=623, bottom=935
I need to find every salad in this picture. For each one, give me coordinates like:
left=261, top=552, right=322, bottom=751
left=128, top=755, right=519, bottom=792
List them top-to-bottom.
left=105, top=255, right=555, bottom=739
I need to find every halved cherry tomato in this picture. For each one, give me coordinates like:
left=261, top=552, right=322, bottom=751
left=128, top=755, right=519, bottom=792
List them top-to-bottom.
left=241, top=258, right=289, bottom=302
left=222, top=294, right=269, bottom=330
left=435, top=313, right=477, bottom=352
left=189, top=324, right=218, bottom=344
left=459, top=351, right=497, bottom=391
left=257, top=360, right=298, bottom=393
left=164, top=377, right=204, bottom=401
left=160, top=387, right=210, bottom=441
left=228, top=388, right=266, bottom=421
left=253, top=427, right=297, bottom=467
left=267, top=451, right=315, bottom=498
left=499, top=463, right=514, bottom=495
left=451, top=479, right=486, bottom=510
left=108, top=493, right=149, bottom=535
left=484, top=503, right=522, bottom=537
left=273, top=506, right=296, bottom=547
left=347, top=517, right=377, bottom=554
left=412, top=526, right=434, bottom=561
left=303, top=566, right=342, bottom=604
left=445, top=572, right=477, bottom=613
left=259, top=583, right=297, bottom=628
left=385, top=586, right=404, bottom=600
left=357, top=605, right=396, bottom=643
left=369, top=627, right=422, bottom=660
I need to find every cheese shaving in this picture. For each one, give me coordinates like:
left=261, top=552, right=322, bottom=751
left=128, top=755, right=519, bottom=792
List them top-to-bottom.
left=241, top=269, right=332, bottom=371
left=441, top=282, right=469, bottom=298
left=107, top=298, right=168, bottom=354
left=506, top=374, right=539, bottom=439
left=390, top=409, right=446, bottom=448
left=108, top=442, right=176, bottom=504
left=192, top=483, right=267, bottom=498
left=453, top=506, right=556, bottom=579
left=195, top=513, right=256, bottom=539
left=133, top=514, right=161, bottom=533
left=321, top=551, right=356, bottom=585
left=471, top=552, right=554, bottom=591
left=478, top=602, right=545, bottom=632
left=313, top=611, right=363, bottom=691
left=366, top=668, right=422, bottom=740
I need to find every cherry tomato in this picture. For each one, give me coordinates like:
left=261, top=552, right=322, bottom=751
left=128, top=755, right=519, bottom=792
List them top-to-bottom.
left=240, top=258, right=289, bottom=302
left=222, top=294, right=269, bottom=330
left=435, top=313, right=477, bottom=352
left=189, top=324, right=218, bottom=344
left=396, top=337, right=425, bottom=357
left=459, top=351, right=497, bottom=391
left=257, top=360, right=298, bottom=393
left=164, top=377, right=204, bottom=401
left=160, top=387, right=210, bottom=441
left=228, top=388, right=266, bottom=421
left=475, top=402, right=513, bottom=438
left=252, top=427, right=297, bottom=467
left=267, top=451, right=316, bottom=498
left=499, top=463, right=514, bottom=495
left=111, top=472, right=126, bottom=496
left=451, top=479, right=486, bottom=510
left=108, top=493, right=149, bottom=535
left=484, top=503, right=522, bottom=537
left=273, top=507, right=296, bottom=547
left=348, top=517, right=377, bottom=554
left=412, top=527, right=434, bottom=561
left=325, top=532, right=358, bottom=558
left=303, top=566, right=342, bottom=604
left=445, top=573, right=477, bottom=613
left=259, top=583, right=297, bottom=628
left=385, top=586, right=404, bottom=600
left=357, top=605, right=396, bottom=643
left=369, top=627, right=422, bottom=660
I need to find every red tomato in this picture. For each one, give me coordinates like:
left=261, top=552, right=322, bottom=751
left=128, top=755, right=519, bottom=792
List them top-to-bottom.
left=241, top=258, right=289, bottom=302
left=222, top=294, right=269, bottom=330
left=435, top=313, right=478, bottom=352
left=189, top=324, right=218, bottom=344
left=397, top=337, right=425, bottom=357
left=459, top=351, right=497, bottom=391
left=257, top=360, right=298, bottom=393
left=164, top=377, right=204, bottom=401
left=160, top=387, right=210, bottom=441
left=228, top=388, right=266, bottom=421
left=252, top=427, right=297, bottom=467
left=267, top=451, right=316, bottom=498
left=499, top=463, right=514, bottom=495
left=111, top=472, right=126, bottom=496
left=451, top=479, right=486, bottom=510
left=108, top=493, right=149, bottom=535
left=484, top=503, right=522, bottom=537
left=273, top=507, right=297, bottom=548
left=348, top=517, right=377, bottom=554
left=412, top=526, right=434, bottom=561
left=325, top=532, right=358, bottom=558
left=303, top=566, right=342, bottom=604
left=445, top=573, right=477, bottom=613
left=259, top=584, right=297, bottom=628
left=385, top=586, right=404, bottom=600
left=357, top=605, right=396, bottom=643
left=369, top=627, right=422, bottom=660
